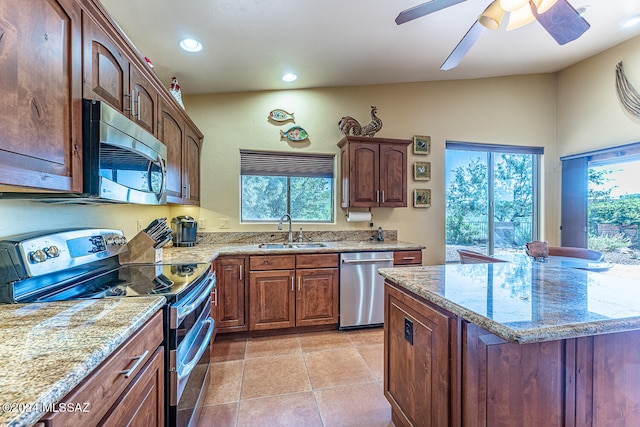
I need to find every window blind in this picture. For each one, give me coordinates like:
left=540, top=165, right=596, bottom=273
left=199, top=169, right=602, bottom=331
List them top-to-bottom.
left=446, top=141, right=544, bottom=155
left=240, top=150, right=335, bottom=178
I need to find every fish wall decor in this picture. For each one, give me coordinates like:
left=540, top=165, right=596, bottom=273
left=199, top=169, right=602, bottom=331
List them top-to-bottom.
left=268, top=109, right=295, bottom=123
left=280, top=126, right=309, bottom=142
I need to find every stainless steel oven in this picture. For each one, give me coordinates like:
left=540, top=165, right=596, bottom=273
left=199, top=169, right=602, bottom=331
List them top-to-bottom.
left=0, top=228, right=215, bottom=427
left=168, top=265, right=215, bottom=427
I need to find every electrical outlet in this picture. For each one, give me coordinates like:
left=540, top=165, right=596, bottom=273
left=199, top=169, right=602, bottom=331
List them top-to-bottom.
left=199, top=217, right=207, bottom=229
left=219, top=218, right=230, bottom=229
left=137, top=219, right=144, bottom=232
left=404, top=317, right=414, bottom=345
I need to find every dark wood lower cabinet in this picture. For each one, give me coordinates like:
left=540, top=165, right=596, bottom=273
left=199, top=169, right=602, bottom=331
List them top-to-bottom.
left=248, top=254, right=339, bottom=331
left=385, top=281, right=640, bottom=427
left=385, top=284, right=453, bottom=427
left=41, top=311, right=164, bottom=427
left=462, top=323, right=566, bottom=427
left=99, top=346, right=164, bottom=427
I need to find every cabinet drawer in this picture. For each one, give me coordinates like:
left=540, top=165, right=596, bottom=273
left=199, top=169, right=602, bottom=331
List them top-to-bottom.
left=393, top=250, right=423, bottom=265
left=296, top=253, right=339, bottom=269
left=250, top=255, right=295, bottom=271
left=42, top=310, right=163, bottom=427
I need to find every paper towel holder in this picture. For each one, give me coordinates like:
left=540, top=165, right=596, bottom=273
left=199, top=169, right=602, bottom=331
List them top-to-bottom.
left=344, top=207, right=373, bottom=223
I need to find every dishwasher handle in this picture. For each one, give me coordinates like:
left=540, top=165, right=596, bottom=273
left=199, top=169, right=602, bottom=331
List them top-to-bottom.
left=341, top=258, right=393, bottom=264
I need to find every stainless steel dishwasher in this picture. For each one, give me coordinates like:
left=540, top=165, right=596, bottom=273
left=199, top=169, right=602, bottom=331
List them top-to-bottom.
left=339, top=252, right=394, bottom=329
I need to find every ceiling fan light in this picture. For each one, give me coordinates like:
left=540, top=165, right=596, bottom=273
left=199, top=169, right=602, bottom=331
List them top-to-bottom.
left=499, top=0, right=528, bottom=12
left=479, top=1, right=506, bottom=30
left=505, top=2, right=537, bottom=30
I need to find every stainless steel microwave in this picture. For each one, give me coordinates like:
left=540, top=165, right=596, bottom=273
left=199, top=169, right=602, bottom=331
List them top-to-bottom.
left=82, top=99, right=167, bottom=204
left=0, top=100, right=167, bottom=204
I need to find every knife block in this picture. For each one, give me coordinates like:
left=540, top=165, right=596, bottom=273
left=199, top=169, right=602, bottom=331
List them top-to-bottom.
left=118, top=232, right=163, bottom=264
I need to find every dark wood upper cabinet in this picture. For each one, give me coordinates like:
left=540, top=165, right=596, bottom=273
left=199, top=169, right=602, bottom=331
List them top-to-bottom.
left=0, top=0, right=83, bottom=192
left=0, top=0, right=202, bottom=199
left=82, top=13, right=129, bottom=112
left=83, top=14, right=158, bottom=135
left=130, top=64, right=158, bottom=135
left=159, top=100, right=185, bottom=203
left=183, top=124, right=202, bottom=205
left=338, top=136, right=410, bottom=208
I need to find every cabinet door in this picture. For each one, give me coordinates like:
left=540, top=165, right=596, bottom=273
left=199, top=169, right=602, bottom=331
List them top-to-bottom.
left=0, top=0, right=82, bottom=192
left=82, top=14, right=129, bottom=112
left=130, top=64, right=158, bottom=135
left=159, top=100, right=184, bottom=203
left=183, top=125, right=202, bottom=205
left=349, top=142, right=380, bottom=207
left=379, top=143, right=408, bottom=207
left=216, top=257, right=247, bottom=332
left=296, top=268, right=339, bottom=327
left=249, top=270, right=295, bottom=330
left=385, top=284, right=452, bottom=427
left=462, top=322, right=567, bottom=427
left=99, top=346, right=164, bottom=427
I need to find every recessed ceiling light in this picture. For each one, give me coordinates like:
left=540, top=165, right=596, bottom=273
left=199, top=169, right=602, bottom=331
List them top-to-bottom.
left=622, top=13, right=640, bottom=29
left=179, top=38, right=203, bottom=52
left=282, top=73, right=298, bottom=82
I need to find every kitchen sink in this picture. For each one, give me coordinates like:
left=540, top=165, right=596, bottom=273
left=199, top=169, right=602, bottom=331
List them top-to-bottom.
left=258, top=243, right=327, bottom=249
left=292, top=243, right=326, bottom=248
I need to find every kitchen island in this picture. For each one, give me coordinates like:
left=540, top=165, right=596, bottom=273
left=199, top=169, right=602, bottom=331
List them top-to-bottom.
left=378, top=260, right=640, bottom=426
left=0, top=296, right=165, bottom=427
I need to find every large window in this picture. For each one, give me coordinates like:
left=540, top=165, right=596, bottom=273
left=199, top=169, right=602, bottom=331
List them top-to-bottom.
left=445, top=142, right=542, bottom=262
left=560, top=142, right=640, bottom=266
left=240, top=150, right=335, bottom=222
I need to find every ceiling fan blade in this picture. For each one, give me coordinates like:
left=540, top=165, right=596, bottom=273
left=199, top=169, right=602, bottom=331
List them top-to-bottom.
left=396, top=0, right=467, bottom=25
left=532, top=0, right=590, bottom=45
left=440, top=20, right=486, bottom=70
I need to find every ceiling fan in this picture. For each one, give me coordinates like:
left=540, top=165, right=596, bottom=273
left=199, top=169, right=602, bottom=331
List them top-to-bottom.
left=396, top=0, right=590, bottom=70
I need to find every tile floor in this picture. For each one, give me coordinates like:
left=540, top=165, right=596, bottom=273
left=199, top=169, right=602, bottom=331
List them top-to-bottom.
left=198, top=328, right=394, bottom=427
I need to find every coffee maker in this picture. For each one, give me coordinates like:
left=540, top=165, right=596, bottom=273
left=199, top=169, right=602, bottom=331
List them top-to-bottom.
left=171, top=216, right=198, bottom=247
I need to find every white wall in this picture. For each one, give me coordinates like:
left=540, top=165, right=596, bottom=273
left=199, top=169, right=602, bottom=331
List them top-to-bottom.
left=4, top=34, right=638, bottom=262
left=557, top=35, right=640, bottom=158
left=185, top=74, right=557, bottom=265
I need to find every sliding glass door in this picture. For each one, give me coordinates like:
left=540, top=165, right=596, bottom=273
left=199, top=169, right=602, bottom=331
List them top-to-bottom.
left=445, top=142, right=541, bottom=262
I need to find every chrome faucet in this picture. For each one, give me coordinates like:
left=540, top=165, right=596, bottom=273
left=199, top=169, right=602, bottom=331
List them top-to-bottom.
left=278, top=213, right=293, bottom=243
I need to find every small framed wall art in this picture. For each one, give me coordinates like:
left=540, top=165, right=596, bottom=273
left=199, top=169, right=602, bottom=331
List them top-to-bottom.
left=413, top=135, right=431, bottom=155
left=414, top=162, right=431, bottom=181
left=414, top=189, right=431, bottom=208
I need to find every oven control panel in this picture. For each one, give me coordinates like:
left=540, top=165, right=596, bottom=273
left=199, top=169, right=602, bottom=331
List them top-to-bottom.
left=9, top=229, right=127, bottom=278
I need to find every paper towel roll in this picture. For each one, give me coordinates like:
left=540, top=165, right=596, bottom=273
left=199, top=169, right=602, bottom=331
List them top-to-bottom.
left=346, top=211, right=372, bottom=222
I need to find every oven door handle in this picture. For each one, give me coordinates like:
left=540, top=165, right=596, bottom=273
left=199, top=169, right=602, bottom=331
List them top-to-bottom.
left=175, top=276, right=216, bottom=325
left=177, top=317, right=214, bottom=381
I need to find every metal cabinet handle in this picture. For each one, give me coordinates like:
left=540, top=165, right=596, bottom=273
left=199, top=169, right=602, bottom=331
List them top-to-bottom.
left=124, top=90, right=134, bottom=114
left=136, top=94, right=141, bottom=120
left=381, top=190, right=385, bottom=203
left=376, top=191, right=380, bottom=203
left=402, top=257, right=416, bottom=260
left=239, top=264, right=243, bottom=280
left=291, top=276, right=294, bottom=292
left=298, top=276, right=301, bottom=291
left=212, top=288, right=218, bottom=306
left=120, top=350, right=150, bottom=378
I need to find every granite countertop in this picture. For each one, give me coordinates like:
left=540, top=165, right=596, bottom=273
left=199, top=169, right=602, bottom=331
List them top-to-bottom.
left=161, top=240, right=424, bottom=264
left=379, top=258, right=640, bottom=344
left=0, top=296, right=165, bottom=427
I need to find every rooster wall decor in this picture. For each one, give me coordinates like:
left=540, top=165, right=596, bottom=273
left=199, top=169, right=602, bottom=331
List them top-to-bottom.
left=338, top=106, right=383, bottom=137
